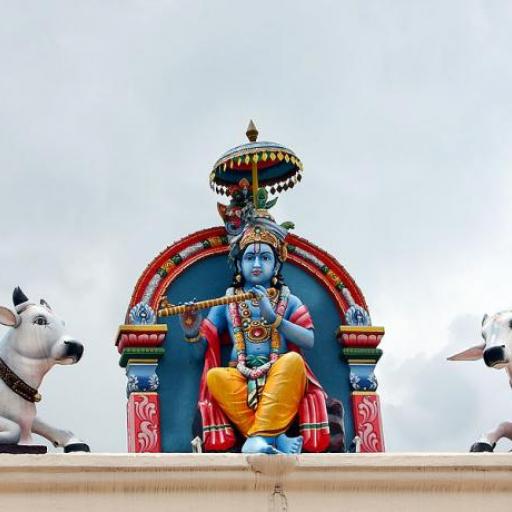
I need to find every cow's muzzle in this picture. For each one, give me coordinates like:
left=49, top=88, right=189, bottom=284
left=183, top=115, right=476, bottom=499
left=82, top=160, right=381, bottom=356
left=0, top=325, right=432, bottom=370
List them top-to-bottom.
left=64, top=341, right=84, bottom=363
left=483, top=346, right=509, bottom=368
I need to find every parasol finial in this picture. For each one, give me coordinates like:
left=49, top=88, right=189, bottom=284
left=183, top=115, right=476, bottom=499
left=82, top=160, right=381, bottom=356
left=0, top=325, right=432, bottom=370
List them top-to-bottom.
left=246, top=120, right=258, bottom=142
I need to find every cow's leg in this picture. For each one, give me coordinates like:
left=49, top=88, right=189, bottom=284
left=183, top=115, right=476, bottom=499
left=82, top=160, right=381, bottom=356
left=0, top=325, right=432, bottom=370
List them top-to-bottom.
left=0, top=416, right=21, bottom=444
left=31, top=416, right=90, bottom=452
left=470, top=421, right=512, bottom=452
left=484, top=422, right=512, bottom=445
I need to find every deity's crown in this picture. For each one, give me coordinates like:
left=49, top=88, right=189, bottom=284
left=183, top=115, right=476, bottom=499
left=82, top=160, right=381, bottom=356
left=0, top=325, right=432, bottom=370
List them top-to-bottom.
left=238, top=223, right=288, bottom=262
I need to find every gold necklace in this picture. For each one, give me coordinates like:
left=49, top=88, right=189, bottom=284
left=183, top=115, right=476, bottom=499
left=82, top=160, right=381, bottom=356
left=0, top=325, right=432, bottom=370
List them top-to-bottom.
left=237, top=288, right=279, bottom=344
left=243, top=320, right=272, bottom=343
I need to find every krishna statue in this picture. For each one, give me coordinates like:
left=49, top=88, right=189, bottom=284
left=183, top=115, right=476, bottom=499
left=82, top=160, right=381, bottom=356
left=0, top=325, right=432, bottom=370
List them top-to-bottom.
left=116, top=122, right=386, bottom=455
left=179, top=204, right=322, bottom=454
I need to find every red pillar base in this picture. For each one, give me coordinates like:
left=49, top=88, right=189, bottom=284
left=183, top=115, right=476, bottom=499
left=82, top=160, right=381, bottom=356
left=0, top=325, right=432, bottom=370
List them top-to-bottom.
left=127, top=392, right=161, bottom=453
left=352, top=392, right=385, bottom=452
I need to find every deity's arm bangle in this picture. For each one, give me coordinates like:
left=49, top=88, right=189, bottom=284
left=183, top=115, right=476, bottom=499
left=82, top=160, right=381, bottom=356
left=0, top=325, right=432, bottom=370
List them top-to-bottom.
left=272, top=314, right=283, bottom=329
left=184, top=333, right=202, bottom=343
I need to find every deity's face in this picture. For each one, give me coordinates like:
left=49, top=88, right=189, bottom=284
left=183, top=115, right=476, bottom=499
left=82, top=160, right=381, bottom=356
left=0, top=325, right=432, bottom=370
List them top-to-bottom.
left=240, top=243, right=277, bottom=286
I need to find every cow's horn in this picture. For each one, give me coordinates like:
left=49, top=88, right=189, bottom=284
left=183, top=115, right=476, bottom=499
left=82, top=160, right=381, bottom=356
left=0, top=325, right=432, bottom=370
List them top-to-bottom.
left=13, top=287, right=29, bottom=307
left=40, top=299, right=52, bottom=310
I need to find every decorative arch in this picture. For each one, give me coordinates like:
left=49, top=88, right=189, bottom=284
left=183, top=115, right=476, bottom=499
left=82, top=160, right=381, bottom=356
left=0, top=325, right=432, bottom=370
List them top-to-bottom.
left=116, top=226, right=385, bottom=454
left=126, top=226, right=369, bottom=322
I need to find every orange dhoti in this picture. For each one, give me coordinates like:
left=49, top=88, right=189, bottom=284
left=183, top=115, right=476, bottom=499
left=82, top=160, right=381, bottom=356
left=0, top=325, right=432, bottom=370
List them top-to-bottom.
left=206, top=352, right=307, bottom=437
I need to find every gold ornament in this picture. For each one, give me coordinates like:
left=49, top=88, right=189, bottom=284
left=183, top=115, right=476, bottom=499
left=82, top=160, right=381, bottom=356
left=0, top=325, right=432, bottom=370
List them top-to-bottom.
left=239, top=226, right=288, bottom=262
left=244, top=320, right=272, bottom=343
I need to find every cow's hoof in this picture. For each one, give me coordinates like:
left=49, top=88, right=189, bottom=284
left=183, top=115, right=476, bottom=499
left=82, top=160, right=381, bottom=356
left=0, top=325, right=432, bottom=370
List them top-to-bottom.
left=469, top=442, right=495, bottom=453
left=64, top=443, right=90, bottom=453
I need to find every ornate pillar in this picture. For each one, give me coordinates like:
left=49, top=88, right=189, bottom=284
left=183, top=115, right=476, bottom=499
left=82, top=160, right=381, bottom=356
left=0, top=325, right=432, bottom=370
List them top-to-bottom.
left=116, top=323, right=167, bottom=453
left=337, top=326, right=385, bottom=452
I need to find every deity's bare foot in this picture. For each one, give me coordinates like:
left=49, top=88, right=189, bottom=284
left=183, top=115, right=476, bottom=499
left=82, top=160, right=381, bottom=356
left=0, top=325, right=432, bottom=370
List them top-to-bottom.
left=275, top=434, right=303, bottom=454
left=242, top=436, right=278, bottom=454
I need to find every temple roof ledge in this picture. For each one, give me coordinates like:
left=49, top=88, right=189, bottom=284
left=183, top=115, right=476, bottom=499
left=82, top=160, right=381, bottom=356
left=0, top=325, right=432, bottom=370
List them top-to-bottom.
left=1, top=452, right=512, bottom=466
left=1, top=454, right=512, bottom=511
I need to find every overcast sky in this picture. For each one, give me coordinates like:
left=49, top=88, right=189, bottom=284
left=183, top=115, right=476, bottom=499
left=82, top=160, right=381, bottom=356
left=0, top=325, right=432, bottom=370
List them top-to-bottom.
left=1, top=1, right=512, bottom=453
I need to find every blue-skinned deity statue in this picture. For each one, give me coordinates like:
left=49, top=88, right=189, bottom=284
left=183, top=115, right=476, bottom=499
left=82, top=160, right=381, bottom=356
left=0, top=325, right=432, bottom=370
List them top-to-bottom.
left=179, top=210, right=318, bottom=454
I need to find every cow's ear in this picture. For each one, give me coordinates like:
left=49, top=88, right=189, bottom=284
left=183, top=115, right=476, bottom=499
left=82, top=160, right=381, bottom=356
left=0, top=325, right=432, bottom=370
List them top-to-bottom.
left=0, top=306, right=20, bottom=327
left=482, top=314, right=489, bottom=326
left=447, top=343, right=485, bottom=361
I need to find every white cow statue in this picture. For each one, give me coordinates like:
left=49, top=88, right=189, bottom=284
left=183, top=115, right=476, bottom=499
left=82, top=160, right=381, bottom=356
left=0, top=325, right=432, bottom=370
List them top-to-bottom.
left=0, top=287, right=89, bottom=452
left=448, top=310, right=512, bottom=452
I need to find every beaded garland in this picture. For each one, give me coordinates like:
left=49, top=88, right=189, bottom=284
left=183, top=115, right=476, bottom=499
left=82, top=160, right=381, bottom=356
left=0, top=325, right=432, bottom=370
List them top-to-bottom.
left=229, top=286, right=290, bottom=380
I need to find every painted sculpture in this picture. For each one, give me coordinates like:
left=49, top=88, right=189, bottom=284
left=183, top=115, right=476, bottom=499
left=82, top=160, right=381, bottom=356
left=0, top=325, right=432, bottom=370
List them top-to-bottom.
left=116, top=122, right=386, bottom=454
left=177, top=209, right=324, bottom=454
left=0, top=287, right=90, bottom=453
left=448, top=310, right=512, bottom=452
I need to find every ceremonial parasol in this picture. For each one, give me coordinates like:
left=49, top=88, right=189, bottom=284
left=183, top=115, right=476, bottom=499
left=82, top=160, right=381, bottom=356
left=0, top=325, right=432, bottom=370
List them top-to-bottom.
left=209, top=121, right=304, bottom=203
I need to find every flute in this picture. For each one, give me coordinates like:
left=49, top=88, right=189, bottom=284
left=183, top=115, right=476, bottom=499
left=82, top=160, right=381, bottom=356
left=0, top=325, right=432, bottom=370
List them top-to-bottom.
left=158, top=291, right=258, bottom=317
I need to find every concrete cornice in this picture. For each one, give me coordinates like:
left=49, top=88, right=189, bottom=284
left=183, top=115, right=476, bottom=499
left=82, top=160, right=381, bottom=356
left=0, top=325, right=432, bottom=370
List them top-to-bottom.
left=0, top=453, right=511, bottom=511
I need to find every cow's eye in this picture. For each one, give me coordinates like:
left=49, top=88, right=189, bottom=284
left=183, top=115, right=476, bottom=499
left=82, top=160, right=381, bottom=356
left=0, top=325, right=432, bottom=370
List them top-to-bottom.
left=33, top=316, right=48, bottom=326
left=509, top=319, right=512, bottom=330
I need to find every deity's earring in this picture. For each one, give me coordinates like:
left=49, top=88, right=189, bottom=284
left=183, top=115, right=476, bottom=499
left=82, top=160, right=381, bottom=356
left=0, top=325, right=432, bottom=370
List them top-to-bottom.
left=271, top=272, right=278, bottom=286
left=235, top=273, right=242, bottom=283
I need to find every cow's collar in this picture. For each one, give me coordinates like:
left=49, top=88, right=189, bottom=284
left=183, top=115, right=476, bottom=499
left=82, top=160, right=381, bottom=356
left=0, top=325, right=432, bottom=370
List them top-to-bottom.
left=0, top=357, right=42, bottom=403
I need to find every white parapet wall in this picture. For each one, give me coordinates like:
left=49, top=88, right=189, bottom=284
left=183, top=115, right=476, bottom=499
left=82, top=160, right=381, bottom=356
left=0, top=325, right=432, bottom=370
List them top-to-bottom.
left=0, top=453, right=511, bottom=512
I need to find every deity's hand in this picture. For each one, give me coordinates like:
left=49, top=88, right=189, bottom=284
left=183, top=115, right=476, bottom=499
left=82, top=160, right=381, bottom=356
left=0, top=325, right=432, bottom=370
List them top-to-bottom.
left=250, top=285, right=276, bottom=324
left=179, top=300, right=203, bottom=338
